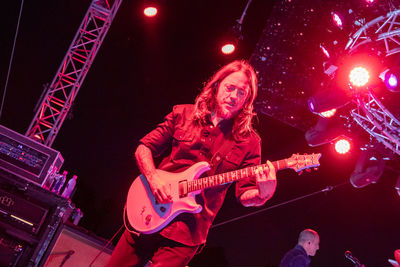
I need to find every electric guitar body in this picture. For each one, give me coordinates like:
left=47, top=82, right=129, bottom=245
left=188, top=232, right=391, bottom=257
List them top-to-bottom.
left=125, top=153, right=321, bottom=234
left=126, top=161, right=211, bottom=234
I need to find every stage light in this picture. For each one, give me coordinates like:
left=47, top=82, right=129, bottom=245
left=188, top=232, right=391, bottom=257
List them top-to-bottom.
left=144, top=6, right=157, bottom=17
left=332, top=12, right=343, bottom=28
left=220, top=20, right=242, bottom=56
left=221, top=43, right=236, bottom=55
left=320, top=44, right=330, bottom=58
left=335, top=53, right=383, bottom=91
left=349, top=66, right=369, bottom=87
left=383, top=68, right=400, bottom=92
left=307, top=83, right=350, bottom=114
left=320, top=109, right=336, bottom=118
left=305, top=117, right=343, bottom=147
left=334, top=138, right=351, bottom=154
left=350, top=148, right=386, bottom=188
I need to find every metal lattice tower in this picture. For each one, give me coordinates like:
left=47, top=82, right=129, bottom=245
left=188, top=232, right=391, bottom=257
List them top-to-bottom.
left=26, top=0, right=122, bottom=146
left=346, top=10, right=400, bottom=155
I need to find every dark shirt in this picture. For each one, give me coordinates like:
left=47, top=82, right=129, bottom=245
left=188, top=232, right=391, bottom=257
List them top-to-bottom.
left=139, top=104, right=261, bottom=246
left=279, top=244, right=311, bottom=267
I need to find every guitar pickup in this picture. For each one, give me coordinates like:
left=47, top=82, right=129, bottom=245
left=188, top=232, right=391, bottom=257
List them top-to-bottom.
left=178, top=180, right=188, bottom=198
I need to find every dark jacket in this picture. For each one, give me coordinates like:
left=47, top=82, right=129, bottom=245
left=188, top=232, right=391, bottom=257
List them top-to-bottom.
left=279, top=244, right=311, bottom=267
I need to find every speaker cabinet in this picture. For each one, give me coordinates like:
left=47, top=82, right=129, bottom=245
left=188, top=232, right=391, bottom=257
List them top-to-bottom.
left=41, top=224, right=113, bottom=267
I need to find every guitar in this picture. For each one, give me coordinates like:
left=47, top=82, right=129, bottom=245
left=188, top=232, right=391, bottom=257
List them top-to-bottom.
left=125, top=153, right=321, bottom=234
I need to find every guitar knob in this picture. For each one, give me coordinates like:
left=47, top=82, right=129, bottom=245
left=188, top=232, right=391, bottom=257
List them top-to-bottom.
left=160, top=206, right=166, bottom=213
left=145, top=214, right=152, bottom=225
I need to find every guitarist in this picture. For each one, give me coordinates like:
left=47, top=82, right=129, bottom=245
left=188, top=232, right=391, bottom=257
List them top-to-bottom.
left=107, top=60, right=277, bottom=267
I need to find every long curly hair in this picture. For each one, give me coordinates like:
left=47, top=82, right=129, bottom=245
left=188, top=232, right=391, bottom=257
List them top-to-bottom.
left=193, top=60, right=258, bottom=139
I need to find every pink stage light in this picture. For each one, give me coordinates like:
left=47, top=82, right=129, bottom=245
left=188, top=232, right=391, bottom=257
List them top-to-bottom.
left=144, top=6, right=158, bottom=17
left=332, top=12, right=343, bottom=28
left=221, top=44, right=235, bottom=55
left=320, top=45, right=330, bottom=58
left=349, top=66, right=369, bottom=87
left=320, top=108, right=336, bottom=118
left=335, top=138, right=351, bottom=154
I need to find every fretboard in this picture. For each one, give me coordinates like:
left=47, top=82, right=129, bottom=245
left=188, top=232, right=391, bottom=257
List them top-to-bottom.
left=187, top=159, right=288, bottom=193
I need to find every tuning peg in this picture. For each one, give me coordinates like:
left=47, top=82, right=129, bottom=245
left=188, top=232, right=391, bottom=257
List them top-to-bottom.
left=314, top=167, right=318, bottom=171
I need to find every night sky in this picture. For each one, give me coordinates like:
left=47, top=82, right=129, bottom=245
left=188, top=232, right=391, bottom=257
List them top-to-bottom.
left=1, top=0, right=400, bottom=266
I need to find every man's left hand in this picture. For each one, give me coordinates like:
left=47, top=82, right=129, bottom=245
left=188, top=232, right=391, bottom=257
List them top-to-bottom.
left=255, top=160, right=277, bottom=199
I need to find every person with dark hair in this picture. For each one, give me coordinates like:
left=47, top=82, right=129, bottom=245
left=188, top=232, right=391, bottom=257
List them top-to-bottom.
left=106, top=60, right=278, bottom=267
left=279, top=229, right=320, bottom=267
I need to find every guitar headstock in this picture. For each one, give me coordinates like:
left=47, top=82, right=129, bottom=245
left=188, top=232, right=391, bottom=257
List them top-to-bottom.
left=286, top=153, right=321, bottom=173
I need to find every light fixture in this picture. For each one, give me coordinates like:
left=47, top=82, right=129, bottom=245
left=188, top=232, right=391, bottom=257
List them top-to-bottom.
left=220, top=0, right=252, bottom=55
left=143, top=6, right=158, bottom=17
left=331, top=12, right=343, bottom=28
left=349, top=66, right=370, bottom=88
left=382, top=68, right=400, bottom=92
left=307, top=82, right=350, bottom=115
left=305, top=116, right=344, bottom=147
left=334, top=137, right=351, bottom=154
left=350, top=148, right=386, bottom=188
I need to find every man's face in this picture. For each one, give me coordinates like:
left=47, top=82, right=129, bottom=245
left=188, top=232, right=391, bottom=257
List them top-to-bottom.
left=215, top=71, right=250, bottom=120
left=305, top=236, right=320, bottom=256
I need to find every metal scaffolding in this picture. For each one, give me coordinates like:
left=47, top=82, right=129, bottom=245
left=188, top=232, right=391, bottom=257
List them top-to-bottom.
left=26, top=0, right=122, bottom=146
left=346, top=9, right=400, bottom=155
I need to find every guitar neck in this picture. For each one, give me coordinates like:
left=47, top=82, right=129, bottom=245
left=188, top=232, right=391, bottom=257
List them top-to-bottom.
left=187, top=159, right=288, bottom=193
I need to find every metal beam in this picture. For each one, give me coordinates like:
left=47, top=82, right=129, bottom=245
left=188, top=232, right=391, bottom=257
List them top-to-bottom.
left=26, top=0, right=122, bottom=146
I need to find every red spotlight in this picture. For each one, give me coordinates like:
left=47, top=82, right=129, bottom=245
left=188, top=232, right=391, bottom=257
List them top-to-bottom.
left=144, top=6, right=158, bottom=17
left=332, top=12, right=343, bottom=28
left=221, top=43, right=236, bottom=55
left=320, top=44, right=330, bottom=58
left=335, top=53, right=383, bottom=91
left=349, top=66, right=369, bottom=87
left=320, top=108, right=336, bottom=118
left=334, top=137, right=351, bottom=154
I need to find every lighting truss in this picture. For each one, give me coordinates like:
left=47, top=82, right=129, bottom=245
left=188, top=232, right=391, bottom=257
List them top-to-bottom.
left=25, top=0, right=122, bottom=147
left=344, top=9, right=400, bottom=155
left=345, top=9, right=400, bottom=55
left=351, top=91, right=400, bottom=155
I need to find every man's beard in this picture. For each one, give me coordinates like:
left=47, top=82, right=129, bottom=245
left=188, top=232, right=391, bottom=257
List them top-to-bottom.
left=215, top=104, right=232, bottom=119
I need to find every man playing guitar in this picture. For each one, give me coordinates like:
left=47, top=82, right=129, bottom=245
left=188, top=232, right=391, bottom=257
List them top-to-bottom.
left=106, top=60, right=277, bottom=266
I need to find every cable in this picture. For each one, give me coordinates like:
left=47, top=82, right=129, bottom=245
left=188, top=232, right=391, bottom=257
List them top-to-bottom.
left=0, top=0, right=25, bottom=120
left=237, top=0, right=253, bottom=25
left=211, top=182, right=349, bottom=229
left=88, top=224, right=124, bottom=267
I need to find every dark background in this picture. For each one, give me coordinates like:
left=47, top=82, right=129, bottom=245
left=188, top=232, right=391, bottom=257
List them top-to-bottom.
left=1, top=0, right=400, bottom=266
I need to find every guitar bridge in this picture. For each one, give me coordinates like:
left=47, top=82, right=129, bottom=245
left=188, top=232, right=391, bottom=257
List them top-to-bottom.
left=178, top=180, right=188, bottom=198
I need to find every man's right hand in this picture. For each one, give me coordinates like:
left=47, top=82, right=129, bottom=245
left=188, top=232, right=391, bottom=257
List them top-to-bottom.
left=135, top=144, right=172, bottom=204
left=148, top=172, right=172, bottom=204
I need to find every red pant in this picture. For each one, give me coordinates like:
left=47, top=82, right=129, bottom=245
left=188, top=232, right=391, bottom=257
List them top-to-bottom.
left=106, top=230, right=199, bottom=267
